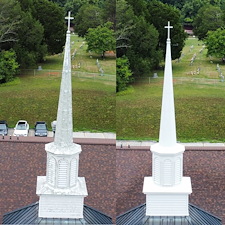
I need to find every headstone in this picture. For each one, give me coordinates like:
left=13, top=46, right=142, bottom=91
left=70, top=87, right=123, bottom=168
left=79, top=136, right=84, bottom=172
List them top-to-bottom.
left=38, top=66, right=42, bottom=71
left=99, top=68, right=104, bottom=76
left=153, top=73, right=158, bottom=78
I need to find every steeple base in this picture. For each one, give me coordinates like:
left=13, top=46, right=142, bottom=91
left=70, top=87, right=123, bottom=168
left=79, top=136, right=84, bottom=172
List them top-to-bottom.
left=36, top=176, right=88, bottom=218
left=143, top=177, right=192, bottom=216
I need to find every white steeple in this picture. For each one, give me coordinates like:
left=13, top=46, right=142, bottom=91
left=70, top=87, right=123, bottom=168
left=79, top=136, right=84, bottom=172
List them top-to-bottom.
left=36, top=12, right=88, bottom=219
left=143, top=21, right=192, bottom=216
left=159, top=21, right=176, bottom=147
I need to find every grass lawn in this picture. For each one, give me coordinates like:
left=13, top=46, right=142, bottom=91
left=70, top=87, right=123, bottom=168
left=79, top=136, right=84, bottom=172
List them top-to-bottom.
left=0, top=34, right=116, bottom=132
left=37, top=34, right=116, bottom=75
left=147, top=37, right=225, bottom=79
left=117, top=38, right=225, bottom=142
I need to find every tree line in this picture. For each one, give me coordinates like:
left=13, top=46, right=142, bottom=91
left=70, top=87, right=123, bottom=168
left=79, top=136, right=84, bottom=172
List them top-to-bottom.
left=0, top=0, right=115, bottom=84
left=1, top=0, right=225, bottom=88
left=116, top=0, right=225, bottom=92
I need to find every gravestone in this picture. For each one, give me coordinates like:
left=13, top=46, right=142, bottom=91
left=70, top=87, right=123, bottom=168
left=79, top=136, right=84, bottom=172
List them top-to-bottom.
left=38, top=66, right=42, bottom=71
left=153, top=73, right=158, bottom=78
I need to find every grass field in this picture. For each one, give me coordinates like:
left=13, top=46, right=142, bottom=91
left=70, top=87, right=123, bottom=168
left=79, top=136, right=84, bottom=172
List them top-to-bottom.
left=0, top=34, right=116, bottom=132
left=37, top=34, right=116, bottom=75
left=141, top=37, right=225, bottom=79
left=117, top=38, right=225, bottom=142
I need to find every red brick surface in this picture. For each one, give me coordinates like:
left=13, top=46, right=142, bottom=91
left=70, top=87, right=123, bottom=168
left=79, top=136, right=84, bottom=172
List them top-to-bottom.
left=1, top=137, right=225, bottom=224
left=0, top=138, right=116, bottom=223
left=116, top=146, right=225, bottom=223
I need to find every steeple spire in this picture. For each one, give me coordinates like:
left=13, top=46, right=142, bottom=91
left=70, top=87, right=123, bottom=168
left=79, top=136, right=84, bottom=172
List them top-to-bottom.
left=36, top=11, right=88, bottom=219
left=53, top=11, right=74, bottom=149
left=143, top=21, right=192, bottom=217
left=159, top=21, right=176, bottom=147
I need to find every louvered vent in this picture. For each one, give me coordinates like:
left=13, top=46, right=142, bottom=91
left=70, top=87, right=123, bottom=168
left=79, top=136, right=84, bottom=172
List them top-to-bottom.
left=47, top=157, right=56, bottom=186
left=153, top=157, right=160, bottom=184
left=175, top=157, right=182, bottom=184
left=58, top=159, right=68, bottom=188
left=70, top=159, right=77, bottom=186
left=163, top=159, right=172, bottom=186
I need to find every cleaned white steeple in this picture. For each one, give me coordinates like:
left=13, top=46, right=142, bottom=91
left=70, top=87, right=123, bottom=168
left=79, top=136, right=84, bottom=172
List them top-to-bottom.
left=36, top=12, right=88, bottom=219
left=143, top=21, right=192, bottom=216
left=159, top=21, right=176, bottom=147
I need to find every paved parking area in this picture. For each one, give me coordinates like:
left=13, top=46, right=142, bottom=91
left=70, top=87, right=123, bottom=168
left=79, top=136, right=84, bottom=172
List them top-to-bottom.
left=7, top=128, right=116, bottom=139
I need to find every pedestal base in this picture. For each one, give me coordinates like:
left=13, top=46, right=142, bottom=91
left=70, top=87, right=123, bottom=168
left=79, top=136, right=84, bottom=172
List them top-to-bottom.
left=37, top=176, right=88, bottom=218
left=143, top=177, right=192, bottom=216
left=39, top=194, right=85, bottom=218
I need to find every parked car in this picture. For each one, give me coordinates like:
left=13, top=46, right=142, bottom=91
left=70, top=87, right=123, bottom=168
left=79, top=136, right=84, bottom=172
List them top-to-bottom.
left=0, top=120, right=8, bottom=136
left=13, top=120, right=29, bottom=136
left=35, top=121, right=48, bottom=137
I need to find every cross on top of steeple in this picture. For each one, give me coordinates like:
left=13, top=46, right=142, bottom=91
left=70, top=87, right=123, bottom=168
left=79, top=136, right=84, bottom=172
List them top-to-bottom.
left=65, top=11, right=74, bottom=32
left=165, top=21, right=173, bottom=40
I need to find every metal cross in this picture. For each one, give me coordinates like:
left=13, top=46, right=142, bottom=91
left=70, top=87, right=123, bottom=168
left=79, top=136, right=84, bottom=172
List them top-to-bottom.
left=65, top=11, right=74, bottom=32
left=165, top=21, right=173, bottom=39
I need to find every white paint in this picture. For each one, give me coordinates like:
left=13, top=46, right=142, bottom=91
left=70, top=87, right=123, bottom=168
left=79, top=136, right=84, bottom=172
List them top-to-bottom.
left=143, top=21, right=192, bottom=216
left=159, top=22, right=176, bottom=147
left=151, top=144, right=184, bottom=186
left=143, top=177, right=192, bottom=216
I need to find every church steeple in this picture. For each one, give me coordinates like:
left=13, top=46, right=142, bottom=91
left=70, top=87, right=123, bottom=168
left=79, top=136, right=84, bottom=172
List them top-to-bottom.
left=54, top=11, right=74, bottom=148
left=36, top=12, right=88, bottom=219
left=143, top=21, right=192, bottom=216
left=159, top=21, right=177, bottom=147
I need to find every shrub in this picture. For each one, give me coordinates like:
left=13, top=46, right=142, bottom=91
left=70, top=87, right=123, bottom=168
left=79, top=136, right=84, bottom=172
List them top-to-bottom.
left=0, top=50, right=19, bottom=83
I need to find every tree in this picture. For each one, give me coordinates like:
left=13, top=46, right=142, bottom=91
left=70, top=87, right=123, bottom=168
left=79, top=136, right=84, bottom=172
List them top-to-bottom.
left=0, top=0, right=22, bottom=48
left=17, top=0, right=34, bottom=11
left=32, top=0, right=66, bottom=54
left=49, top=0, right=67, bottom=8
left=65, top=0, right=89, bottom=15
left=102, top=0, right=116, bottom=30
left=116, top=0, right=136, bottom=57
left=125, top=0, right=147, bottom=16
left=146, top=0, right=186, bottom=60
left=157, top=0, right=187, bottom=10
left=181, top=0, right=207, bottom=24
left=181, top=0, right=224, bottom=24
left=75, top=4, right=103, bottom=37
left=193, top=5, right=224, bottom=40
left=13, top=12, right=47, bottom=67
left=126, top=16, right=161, bottom=76
left=85, top=22, right=115, bottom=58
left=205, top=28, right=225, bottom=60
left=0, top=50, right=19, bottom=83
left=116, top=56, right=133, bottom=92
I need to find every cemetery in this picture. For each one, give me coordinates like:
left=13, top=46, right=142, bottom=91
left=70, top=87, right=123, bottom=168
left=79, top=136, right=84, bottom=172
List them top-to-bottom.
left=0, top=34, right=116, bottom=133
left=117, top=37, right=225, bottom=142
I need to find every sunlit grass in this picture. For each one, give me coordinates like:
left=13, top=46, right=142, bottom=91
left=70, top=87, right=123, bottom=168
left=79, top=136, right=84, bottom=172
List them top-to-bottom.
left=0, top=34, right=116, bottom=133
left=117, top=38, right=225, bottom=142
left=116, top=82, right=225, bottom=142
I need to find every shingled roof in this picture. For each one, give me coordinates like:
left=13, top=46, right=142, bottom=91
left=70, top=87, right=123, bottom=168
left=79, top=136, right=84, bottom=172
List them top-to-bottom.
left=3, top=202, right=113, bottom=225
left=116, top=203, right=221, bottom=225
